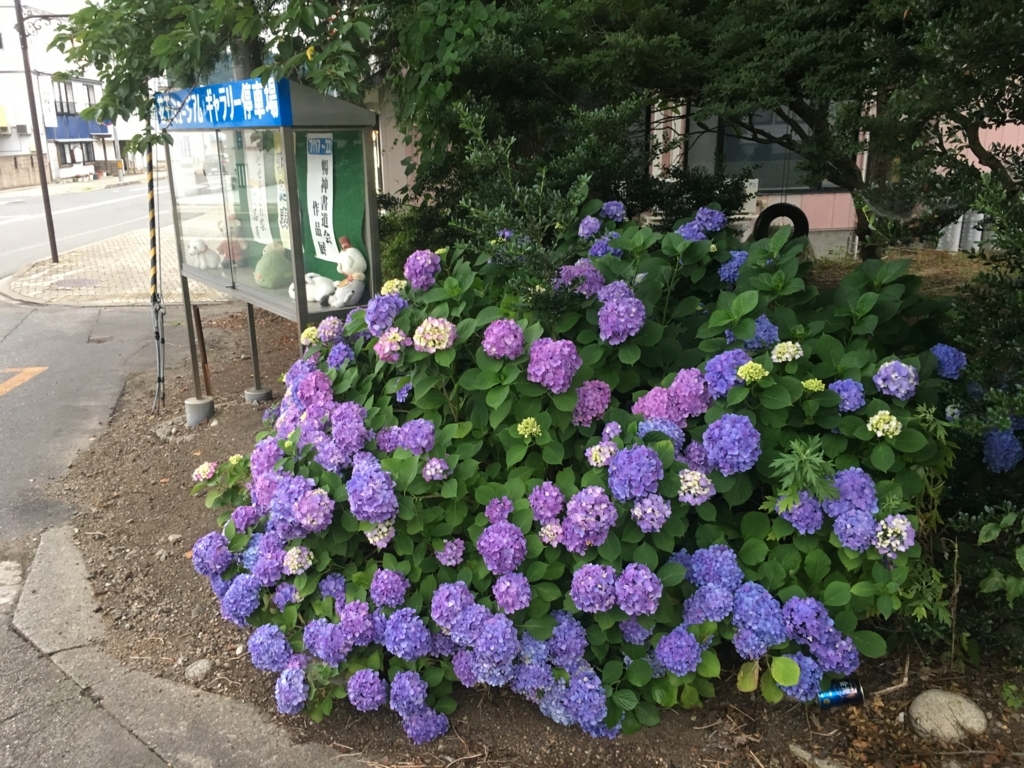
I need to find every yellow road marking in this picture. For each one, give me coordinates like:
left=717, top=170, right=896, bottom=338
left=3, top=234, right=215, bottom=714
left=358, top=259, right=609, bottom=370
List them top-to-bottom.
left=0, top=367, right=48, bottom=397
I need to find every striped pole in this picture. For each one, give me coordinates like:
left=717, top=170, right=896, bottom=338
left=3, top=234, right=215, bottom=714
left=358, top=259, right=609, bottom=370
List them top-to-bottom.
left=147, top=141, right=157, bottom=305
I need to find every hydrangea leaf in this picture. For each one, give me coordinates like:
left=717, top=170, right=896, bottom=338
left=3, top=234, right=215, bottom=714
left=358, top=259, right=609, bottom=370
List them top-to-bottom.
left=770, top=656, right=801, bottom=686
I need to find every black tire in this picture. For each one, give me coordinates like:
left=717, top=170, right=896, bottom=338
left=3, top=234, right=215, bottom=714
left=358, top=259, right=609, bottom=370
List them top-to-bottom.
left=753, top=202, right=810, bottom=241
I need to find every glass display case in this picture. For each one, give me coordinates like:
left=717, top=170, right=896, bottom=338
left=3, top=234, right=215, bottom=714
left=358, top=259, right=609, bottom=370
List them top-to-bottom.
left=157, top=78, right=381, bottom=399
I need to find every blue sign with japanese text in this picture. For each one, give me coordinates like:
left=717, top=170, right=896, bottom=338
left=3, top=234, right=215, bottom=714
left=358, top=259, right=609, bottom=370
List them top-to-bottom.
left=155, top=78, right=293, bottom=130
left=306, top=137, right=333, bottom=155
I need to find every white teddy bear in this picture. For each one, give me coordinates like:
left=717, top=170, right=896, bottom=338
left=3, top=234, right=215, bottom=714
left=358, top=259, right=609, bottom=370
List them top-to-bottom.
left=185, top=238, right=221, bottom=270
left=288, top=273, right=338, bottom=306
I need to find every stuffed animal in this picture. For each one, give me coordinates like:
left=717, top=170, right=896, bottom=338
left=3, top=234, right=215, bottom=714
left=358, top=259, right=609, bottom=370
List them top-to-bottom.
left=216, top=215, right=248, bottom=268
left=337, top=236, right=368, bottom=278
left=185, top=238, right=221, bottom=270
left=253, top=242, right=291, bottom=289
left=289, top=273, right=337, bottom=305
left=328, top=274, right=365, bottom=307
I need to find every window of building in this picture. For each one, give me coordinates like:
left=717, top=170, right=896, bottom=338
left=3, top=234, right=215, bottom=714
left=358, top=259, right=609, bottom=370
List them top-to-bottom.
left=54, top=82, right=76, bottom=115
left=85, top=85, right=96, bottom=106
left=58, top=142, right=95, bottom=166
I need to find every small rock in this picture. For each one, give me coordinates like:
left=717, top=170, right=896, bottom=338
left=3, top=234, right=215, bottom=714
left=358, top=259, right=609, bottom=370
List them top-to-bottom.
left=167, top=534, right=182, bottom=544
left=155, top=549, right=168, bottom=562
left=190, top=604, right=207, bottom=617
left=235, top=644, right=245, bottom=656
left=185, top=659, right=213, bottom=683
left=909, top=689, right=987, bottom=741
left=789, top=744, right=850, bottom=768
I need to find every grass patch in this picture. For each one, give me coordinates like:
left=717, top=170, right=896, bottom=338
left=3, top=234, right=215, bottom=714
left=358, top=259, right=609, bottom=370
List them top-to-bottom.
left=807, top=247, right=984, bottom=297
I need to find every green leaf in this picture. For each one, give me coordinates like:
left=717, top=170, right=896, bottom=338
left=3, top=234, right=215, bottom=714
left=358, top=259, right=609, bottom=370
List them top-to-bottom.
left=731, top=290, right=759, bottom=319
left=815, top=334, right=844, bottom=373
left=617, top=343, right=642, bottom=365
left=485, top=385, right=510, bottom=409
left=760, top=385, right=793, bottom=410
left=552, top=390, right=577, bottom=412
left=893, top=428, right=928, bottom=454
left=542, top=442, right=564, bottom=464
left=870, top=443, right=895, bottom=472
left=506, top=444, right=527, bottom=467
left=741, top=511, right=771, bottom=539
left=978, top=523, right=1003, bottom=545
left=598, top=532, right=621, bottom=562
left=739, top=539, right=769, bottom=565
left=632, top=543, right=659, bottom=569
left=804, top=550, right=831, bottom=583
left=657, top=561, right=686, bottom=587
left=823, top=581, right=852, bottom=607
left=850, top=581, right=877, bottom=597
left=534, top=582, right=561, bottom=601
left=523, top=615, right=556, bottom=640
left=851, top=630, right=887, bottom=658
left=697, top=650, right=721, bottom=678
left=771, top=656, right=801, bottom=687
left=626, top=659, right=653, bottom=686
left=602, top=660, right=624, bottom=686
left=737, top=661, right=759, bottom=692
left=761, top=674, right=784, bottom=704
left=611, top=687, right=638, bottom=711
left=634, top=700, right=661, bottom=727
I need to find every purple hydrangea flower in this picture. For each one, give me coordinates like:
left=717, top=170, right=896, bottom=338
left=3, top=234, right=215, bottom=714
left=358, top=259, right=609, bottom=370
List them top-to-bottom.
left=601, top=201, right=627, bottom=222
left=695, top=206, right=728, bottom=233
left=578, top=215, right=601, bottom=239
left=676, top=221, right=707, bottom=241
left=589, top=232, right=622, bottom=257
left=404, top=249, right=442, bottom=290
left=718, top=250, right=747, bottom=284
left=555, top=259, right=606, bottom=297
left=597, top=280, right=634, bottom=302
left=364, top=294, right=408, bottom=336
left=598, top=297, right=646, bottom=345
left=727, top=314, right=779, bottom=350
left=317, top=315, right=344, bottom=343
left=482, top=319, right=525, bottom=360
left=373, top=327, right=412, bottom=363
left=527, top=338, right=582, bottom=394
left=326, top=341, right=355, bottom=368
left=931, top=343, right=967, bottom=380
left=704, top=349, right=752, bottom=398
left=873, top=360, right=919, bottom=400
left=668, top=368, right=712, bottom=419
left=829, top=379, right=866, bottom=413
left=573, top=380, right=612, bottom=427
left=395, top=383, right=413, bottom=403
left=632, top=387, right=672, bottom=422
left=703, top=413, right=762, bottom=476
left=398, top=418, right=435, bottom=455
left=637, top=418, right=686, bottom=451
left=602, top=422, right=622, bottom=441
left=376, top=426, right=401, bottom=453
left=984, top=430, right=1024, bottom=473
left=607, top=445, right=664, bottom=502
left=346, top=452, right=400, bottom=523
left=422, top=457, right=452, bottom=482
left=823, top=467, right=878, bottom=552
left=678, top=468, right=716, bottom=506
left=528, top=481, right=564, bottom=525
left=293, top=487, right=334, bottom=534
left=562, top=487, right=618, bottom=554
left=778, top=490, right=824, bottom=535
left=631, top=494, right=672, bottom=533
left=485, top=496, right=514, bottom=524
left=231, top=505, right=260, bottom=532
left=477, top=521, right=527, bottom=575
left=192, top=532, right=233, bottom=577
left=436, top=538, right=466, bottom=567
left=688, top=545, right=744, bottom=591
left=282, top=546, right=313, bottom=576
left=615, top=563, right=662, bottom=616
left=570, top=564, right=618, bottom=612
left=371, top=568, right=410, bottom=608
left=493, top=572, right=532, bottom=613
left=319, top=573, right=347, bottom=603
left=220, top=574, right=261, bottom=626
left=430, top=581, right=474, bottom=631
left=273, top=582, right=300, bottom=610
left=731, top=582, right=787, bottom=659
left=683, top=584, right=734, bottom=626
left=782, top=596, right=833, bottom=645
left=337, top=600, right=374, bottom=647
left=384, top=608, right=432, bottom=661
left=549, top=611, right=587, bottom=669
left=472, top=614, right=520, bottom=686
left=304, top=618, right=349, bottom=666
left=620, top=618, right=653, bottom=645
left=248, top=624, right=293, bottom=672
left=655, top=626, right=702, bottom=675
left=431, top=631, right=457, bottom=658
left=452, top=649, right=479, bottom=687
left=779, top=653, right=823, bottom=702
left=512, top=660, right=555, bottom=703
left=567, top=665, right=607, bottom=726
left=275, top=666, right=308, bottom=715
left=347, top=669, right=387, bottom=712
left=390, top=670, right=428, bottom=716
left=539, top=679, right=573, bottom=725
left=402, top=708, right=449, bottom=744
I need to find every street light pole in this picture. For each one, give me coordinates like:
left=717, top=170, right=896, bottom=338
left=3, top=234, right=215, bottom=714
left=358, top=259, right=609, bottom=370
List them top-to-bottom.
left=14, top=0, right=60, bottom=264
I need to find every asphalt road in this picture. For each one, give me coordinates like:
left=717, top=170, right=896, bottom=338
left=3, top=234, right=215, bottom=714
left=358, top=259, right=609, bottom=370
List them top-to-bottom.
left=0, top=181, right=173, bottom=280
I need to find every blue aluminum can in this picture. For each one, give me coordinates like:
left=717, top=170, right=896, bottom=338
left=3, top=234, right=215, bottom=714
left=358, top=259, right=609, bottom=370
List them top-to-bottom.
left=817, top=678, right=864, bottom=710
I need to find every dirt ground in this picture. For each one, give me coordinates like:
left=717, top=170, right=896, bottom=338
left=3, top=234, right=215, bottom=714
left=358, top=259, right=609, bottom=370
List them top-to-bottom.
left=807, top=248, right=983, bottom=297
left=49, top=307, right=1024, bottom=768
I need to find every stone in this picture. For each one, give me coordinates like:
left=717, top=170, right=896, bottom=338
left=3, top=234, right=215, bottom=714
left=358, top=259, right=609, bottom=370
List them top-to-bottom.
left=167, top=534, right=182, bottom=544
left=155, top=549, right=168, bottom=562
left=0, top=560, right=23, bottom=586
left=184, top=659, right=213, bottom=683
left=908, top=689, right=987, bottom=741
left=789, top=744, right=851, bottom=768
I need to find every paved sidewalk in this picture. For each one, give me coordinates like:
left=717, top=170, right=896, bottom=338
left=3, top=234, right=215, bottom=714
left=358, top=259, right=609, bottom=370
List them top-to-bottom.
left=0, top=174, right=146, bottom=198
left=3, top=226, right=226, bottom=307
left=6, top=526, right=363, bottom=767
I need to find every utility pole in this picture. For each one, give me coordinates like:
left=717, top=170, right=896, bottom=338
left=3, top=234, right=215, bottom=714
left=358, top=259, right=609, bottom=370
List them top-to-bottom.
left=14, top=0, right=60, bottom=264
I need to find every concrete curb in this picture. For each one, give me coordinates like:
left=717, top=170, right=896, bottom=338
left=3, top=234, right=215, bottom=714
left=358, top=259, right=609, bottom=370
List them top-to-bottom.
left=0, top=261, right=50, bottom=306
left=13, top=526, right=365, bottom=767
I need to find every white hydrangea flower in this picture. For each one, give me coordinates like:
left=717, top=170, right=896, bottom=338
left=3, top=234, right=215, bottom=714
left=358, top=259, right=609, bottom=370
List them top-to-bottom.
left=771, top=341, right=804, bottom=363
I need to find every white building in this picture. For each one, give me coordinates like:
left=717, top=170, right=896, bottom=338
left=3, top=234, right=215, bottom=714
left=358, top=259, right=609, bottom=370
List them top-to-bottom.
left=0, top=1, right=142, bottom=189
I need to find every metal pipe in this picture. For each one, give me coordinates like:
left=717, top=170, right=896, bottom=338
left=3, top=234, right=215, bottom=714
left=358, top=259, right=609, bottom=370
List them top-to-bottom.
left=14, top=0, right=59, bottom=264
left=246, top=302, right=262, bottom=390
left=192, top=304, right=213, bottom=397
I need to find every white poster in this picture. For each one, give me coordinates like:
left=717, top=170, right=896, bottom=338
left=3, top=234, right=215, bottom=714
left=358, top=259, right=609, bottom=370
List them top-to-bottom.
left=272, top=133, right=291, bottom=246
left=305, top=133, right=338, bottom=263
left=244, top=134, right=272, bottom=244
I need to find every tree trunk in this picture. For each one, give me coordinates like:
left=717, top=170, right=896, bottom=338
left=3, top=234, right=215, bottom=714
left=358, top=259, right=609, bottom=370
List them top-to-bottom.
left=231, top=37, right=264, bottom=80
left=854, top=205, right=880, bottom=261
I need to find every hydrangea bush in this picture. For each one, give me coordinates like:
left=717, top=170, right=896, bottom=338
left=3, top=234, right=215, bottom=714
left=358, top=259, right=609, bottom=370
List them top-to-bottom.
left=192, top=199, right=959, bottom=740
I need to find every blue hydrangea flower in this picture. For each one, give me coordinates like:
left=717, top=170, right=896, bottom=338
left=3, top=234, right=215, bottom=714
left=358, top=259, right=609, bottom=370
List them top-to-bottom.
left=600, top=200, right=627, bottom=222
left=695, top=206, right=728, bottom=232
left=578, top=215, right=601, bottom=239
left=676, top=221, right=707, bottom=241
left=718, top=250, right=747, bottom=284
left=363, top=293, right=408, bottom=336
left=931, top=343, right=967, bottom=379
left=704, top=349, right=751, bottom=398
left=873, top=360, right=918, bottom=400
left=828, top=379, right=866, bottom=413
left=702, top=413, right=762, bottom=476
left=637, top=418, right=686, bottom=451
left=984, top=430, right=1024, bottom=473
left=607, top=445, right=664, bottom=502
left=346, top=452, right=400, bottom=523
left=777, top=490, right=824, bottom=535
left=192, top=532, right=233, bottom=577
left=688, top=545, right=744, bottom=592
left=570, top=564, right=617, bottom=613
left=615, top=564, right=662, bottom=616
left=370, top=568, right=409, bottom=608
left=319, top=573, right=346, bottom=603
left=220, top=574, right=261, bottom=626
left=731, top=582, right=787, bottom=659
left=682, top=584, right=734, bottom=626
left=384, top=608, right=432, bottom=661
left=548, top=611, right=587, bottom=669
left=472, top=614, right=520, bottom=686
left=620, top=618, right=653, bottom=645
left=248, top=624, right=292, bottom=672
left=654, top=626, right=701, bottom=676
left=779, top=653, right=823, bottom=702
left=567, top=665, right=607, bottom=726
left=275, top=666, right=308, bottom=715
left=347, top=669, right=387, bottom=712
left=389, top=670, right=428, bottom=717
left=539, top=679, right=573, bottom=726
left=402, top=708, right=449, bottom=744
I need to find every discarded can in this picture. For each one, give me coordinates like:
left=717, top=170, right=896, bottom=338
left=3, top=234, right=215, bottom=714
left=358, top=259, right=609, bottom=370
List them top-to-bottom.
left=817, top=678, right=864, bottom=710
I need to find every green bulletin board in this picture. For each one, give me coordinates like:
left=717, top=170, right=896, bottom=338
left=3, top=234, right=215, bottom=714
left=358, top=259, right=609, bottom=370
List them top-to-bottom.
left=295, top=130, right=368, bottom=281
